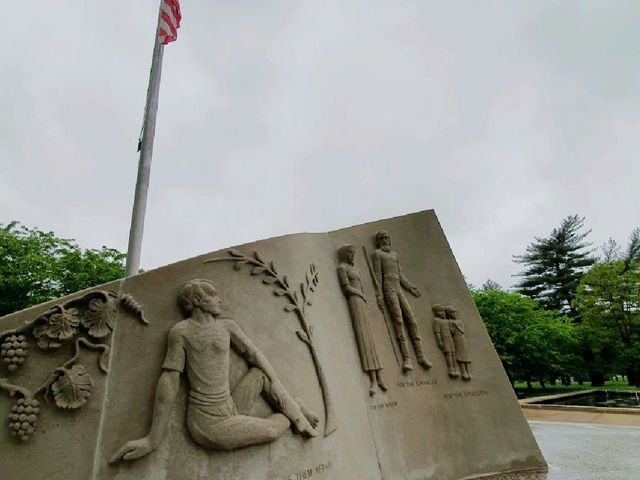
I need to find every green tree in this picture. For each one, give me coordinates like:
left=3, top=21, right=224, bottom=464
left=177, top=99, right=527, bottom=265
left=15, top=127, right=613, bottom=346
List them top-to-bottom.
left=514, top=215, right=596, bottom=317
left=0, top=222, right=125, bottom=317
left=574, top=260, right=640, bottom=386
left=472, top=284, right=578, bottom=389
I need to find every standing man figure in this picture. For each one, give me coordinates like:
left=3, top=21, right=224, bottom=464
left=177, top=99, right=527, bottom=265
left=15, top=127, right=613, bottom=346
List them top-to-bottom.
left=371, top=231, right=432, bottom=372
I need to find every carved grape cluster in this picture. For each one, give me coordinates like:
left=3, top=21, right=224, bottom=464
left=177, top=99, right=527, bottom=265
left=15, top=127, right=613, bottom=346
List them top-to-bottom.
left=1, top=334, right=29, bottom=372
left=8, top=398, right=39, bottom=441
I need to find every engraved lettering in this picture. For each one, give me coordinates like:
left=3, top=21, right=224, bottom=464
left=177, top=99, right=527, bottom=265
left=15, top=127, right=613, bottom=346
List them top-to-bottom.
left=397, top=378, right=437, bottom=388
left=443, top=390, right=488, bottom=400
left=369, top=401, right=399, bottom=411
left=315, top=460, right=332, bottom=473
left=277, top=461, right=332, bottom=480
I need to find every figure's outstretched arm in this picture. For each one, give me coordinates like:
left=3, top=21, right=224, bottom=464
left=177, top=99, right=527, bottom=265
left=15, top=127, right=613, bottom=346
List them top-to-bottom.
left=398, top=255, right=421, bottom=296
left=111, top=327, right=184, bottom=463
left=110, top=369, right=180, bottom=463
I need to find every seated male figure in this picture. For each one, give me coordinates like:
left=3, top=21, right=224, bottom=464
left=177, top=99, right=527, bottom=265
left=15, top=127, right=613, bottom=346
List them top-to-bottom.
left=111, top=279, right=318, bottom=462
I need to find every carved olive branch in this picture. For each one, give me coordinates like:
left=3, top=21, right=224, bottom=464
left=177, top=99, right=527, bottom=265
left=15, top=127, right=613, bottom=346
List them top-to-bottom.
left=204, top=250, right=337, bottom=437
left=205, top=250, right=319, bottom=344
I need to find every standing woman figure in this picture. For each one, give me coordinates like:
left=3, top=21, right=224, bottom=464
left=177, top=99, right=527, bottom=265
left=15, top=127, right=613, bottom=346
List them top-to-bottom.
left=337, top=245, right=387, bottom=395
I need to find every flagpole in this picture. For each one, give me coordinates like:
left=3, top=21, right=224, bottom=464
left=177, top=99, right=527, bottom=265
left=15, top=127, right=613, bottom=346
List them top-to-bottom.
left=125, top=12, right=165, bottom=277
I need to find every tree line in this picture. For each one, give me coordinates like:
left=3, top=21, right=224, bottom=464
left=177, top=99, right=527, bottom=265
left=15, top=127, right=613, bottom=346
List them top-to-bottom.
left=473, top=215, right=640, bottom=388
left=0, top=222, right=125, bottom=318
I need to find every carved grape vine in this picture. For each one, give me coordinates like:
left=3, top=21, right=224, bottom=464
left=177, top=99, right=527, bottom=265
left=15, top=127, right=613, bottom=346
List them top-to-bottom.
left=204, top=250, right=337, bottom=437
left=0, top=290, right=148, bottom=442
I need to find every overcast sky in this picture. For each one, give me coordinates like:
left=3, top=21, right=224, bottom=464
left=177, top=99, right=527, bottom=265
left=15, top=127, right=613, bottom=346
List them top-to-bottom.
left=1, top=1, right=639, bottom=289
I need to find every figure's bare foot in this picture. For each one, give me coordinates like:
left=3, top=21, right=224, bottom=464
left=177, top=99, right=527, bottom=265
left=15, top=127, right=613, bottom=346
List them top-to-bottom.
left=402, top=357, right=414, bottom=373
left=418, top=357, right=433, bottom=369
left=449, top=370, right=460, bottom=378
left=376, top=371, right=388, bottom=392
left=369, top=378, right=377, bottom=396
left=295, top=397, right=320, bottom=429
left=293, top=415, right=317, bottom=438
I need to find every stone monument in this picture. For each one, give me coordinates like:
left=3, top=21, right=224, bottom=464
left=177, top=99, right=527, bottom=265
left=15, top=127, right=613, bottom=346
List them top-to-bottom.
left=0, top=210, right=547, bottom=479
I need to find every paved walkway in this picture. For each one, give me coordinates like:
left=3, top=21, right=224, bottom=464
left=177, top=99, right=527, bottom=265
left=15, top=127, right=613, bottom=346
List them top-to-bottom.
left=523, top=405, right=640, bottom=426
left=530, top=421, right=640, bottom=480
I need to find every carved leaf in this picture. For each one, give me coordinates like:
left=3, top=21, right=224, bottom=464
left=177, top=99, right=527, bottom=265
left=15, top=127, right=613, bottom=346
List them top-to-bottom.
left=228, top=249, right=243, bottom=257
left=254, top=252, right=265, bottom=264
left=233, top=260, right=245, bottom=271
left=269, top=261, right=278, bottom=274
left=252, top=266, right=265, bottom=275
left=263, top=276, right=277, bottom=285
left=282, top=276, right=289, bottom=287
left=274, top=289, right=287, bottom=296
left=293, top=291, right=299, bottom=303
left=81, top=297, right=117, bottom=338
left=307, top=300, right=313, bottom=306
left=284, top=304, right=297, bottom=312
left=46, top=308, right=80, bottom=341
left=32, top=324, right=62, bottom=350
left=309, top=324, right=314, bottom=336
left=296, top=330, right=310, bottom=344
left=52, top=365, right=94, bottom=409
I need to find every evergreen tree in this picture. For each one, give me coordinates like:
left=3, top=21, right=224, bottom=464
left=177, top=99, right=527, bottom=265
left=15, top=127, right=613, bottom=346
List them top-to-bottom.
left=514, top=215, right=596, bottom=317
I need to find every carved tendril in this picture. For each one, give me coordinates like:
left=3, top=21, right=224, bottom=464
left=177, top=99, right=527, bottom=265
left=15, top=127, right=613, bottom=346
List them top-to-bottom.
left=0, top=338, right=109, bottom=401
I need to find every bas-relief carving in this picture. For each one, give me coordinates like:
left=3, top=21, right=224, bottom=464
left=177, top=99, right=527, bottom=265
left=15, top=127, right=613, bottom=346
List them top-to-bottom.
left=370, top=231, right=432, bottom=373
left=336, top=245, right=387, bottom=396
left=204, top=250, right=337, bottom=437
left=111, top=279, right=319, bottom=463
left=0, top=290, right=148, bottom=442
left=433, top=304, right=472, bottom=381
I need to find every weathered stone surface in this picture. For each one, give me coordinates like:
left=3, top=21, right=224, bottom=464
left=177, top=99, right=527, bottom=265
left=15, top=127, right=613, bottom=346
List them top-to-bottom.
left=0, top=211, right=546, bottom=479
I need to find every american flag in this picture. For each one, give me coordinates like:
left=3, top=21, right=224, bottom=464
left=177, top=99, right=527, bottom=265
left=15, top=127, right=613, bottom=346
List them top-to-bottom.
left=158, top=0, right=181, bottom=45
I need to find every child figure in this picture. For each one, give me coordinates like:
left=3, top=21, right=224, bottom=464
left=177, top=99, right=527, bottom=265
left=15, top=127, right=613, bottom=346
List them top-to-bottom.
left=432, top=304, right=459, bottom=378
left=445, top=305, right=471, bottom=381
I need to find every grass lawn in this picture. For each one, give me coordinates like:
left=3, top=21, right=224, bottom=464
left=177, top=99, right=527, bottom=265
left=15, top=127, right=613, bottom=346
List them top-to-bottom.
left=513, top=379, right=640, bottom=399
